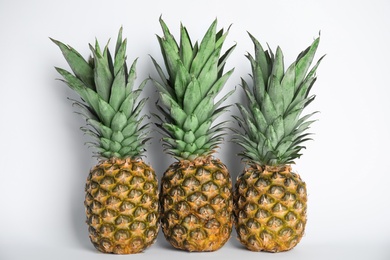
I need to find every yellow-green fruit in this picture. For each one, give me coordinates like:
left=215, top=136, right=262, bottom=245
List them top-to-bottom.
left=160, top=156, right=233, bottom=252
left=85, top=158, right=159, bottom=254
left=234, top=165, right=307, bottom=252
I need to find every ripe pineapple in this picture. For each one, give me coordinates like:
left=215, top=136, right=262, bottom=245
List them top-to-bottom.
left=151, top=18, right=236, bottom=252
left=51, top=28, right=159, bottom=254
left=233, top=34, right=323, bottom=252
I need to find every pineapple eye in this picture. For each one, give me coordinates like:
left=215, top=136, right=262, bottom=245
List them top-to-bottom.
left=196, top=167, right=211, bottom=177
left=100, top=176, right=115, bottom=185
left=131, top=176, right=145, bottom=186
left=182, top=177, right=200, bottom=188
left=255, top=178, right=270, bottom=187
left=202, top=181, right=218, bottom=193
left=269, top=185, right=285, bottom=196
left=169, top=186, right=185, bottom=197
left=246, top=187, right=259, bottom=197
left=106, top=196, right=121, bottom=206
left=199, top=205, right=215, bottom=216
left=255, top=209, right=269, bottom=219
left=147, top=212, right=158, bottom=223
left=285, top=212, right=297, bottom=222
left=183, top=214, right=200, bottom=225
left=115, top=215, right=132, bottom=225
left=267, top=217, right=283, bottom=228
left=205, top=219, right=221, bottom=229
left=246, top=219, right=260, bottom=229
left=130, top=221, right=146, bottom=231
left=172, top=225, right=186, bottom=238
left=190, top=229, right=207, bottom=240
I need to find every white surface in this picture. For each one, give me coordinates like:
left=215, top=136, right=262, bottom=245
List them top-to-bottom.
left=1, top=0, right=390, bottom=259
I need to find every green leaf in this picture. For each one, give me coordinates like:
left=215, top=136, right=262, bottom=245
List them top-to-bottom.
left=159, top=17, right=179, bottom=54
left=190, top=19, right=217, bottom=77
left=180, top=24, right=194, bottom=70
left=114, top=27, right=123, bottom=56
left=248, top=33, right=269, bottom=83
left=159, top=37, right=180, bottom=81
left=295, top=37, right=320, bottom=89
left=51, top=38, right=95, bottom=90
left=113, top=38, right=127, bottom=76
left=90, top=43, right=113, bottom=102
left=218, top=44, right=236, bottom=76
left=197, top=47, right=220, bottom=96
left=268, top=47, right=285, bottom=114
left=247, top=54, right=265, bottom=104
left=291, top=54, right=324, bottom=108
left=150, top=56, right=171, bottom=92
left=126, top=58, right=138, bottom=96
left=174, top=61, right=191, bottom=104
left=280, top=62, right=296, bottom=111
left=109, top=66, right=126, bottom=111
left=55, top=67, right=88, bottom=102
left=207, top=68, right=234, bottom=98
left=151, top=78, right=174, bottom=98
left=183, top=78, right=202, bottom=114
left=241, top=79, right=257, bottom=108
left=84, top=88, right=101, bottom=117
left=213, top=88, right=234, bottom=111
left=160, top=92, right=179, bottom=111
left=261, top=92, right=279, bottom=124
left=118, top=93, right=134, bottom=119
left=193, top=95, right=213, bottom=124
left=130, top=98, right=147, bottom=121
left=98, top=99, right=116, bottom=126
left=71, top=100, right=98, bottom=121
left=170, top=103, right=187, bottom=127
left=235, top=104, right=253, bottom=136
left=211, top=105, right=230, bottom=122
left=252, top=106, right=267, bottom=134
left=283, top=109, right=301, bottom=135
left=111, top=111, right=127, bottom=132
left=294, top=111, right=318, bottom=130
left=183, top=114, right=199, bottom=132
left=272, top=116, right=285, bottom=141
left=87, top=118, right=112, bottom=138
left=194, top=120, right=212, bottom=138
left=122, top=121, right=138, bottom=138
left=163, top=123, right=185, bottom=140
left=265, top=125, right=278, bottom=149
left=111, top=131, right=125, bottom=143
left=183, top=131, right=196, bottom=144
left=122, top=135, right=139, bottom=146
left=194, top=135, right=207, bottom=150
left=100, top=137, right=111, bottom=150
left=276, top=137, right=293, bottom=158
left=110, top=140, right=122, bottom=152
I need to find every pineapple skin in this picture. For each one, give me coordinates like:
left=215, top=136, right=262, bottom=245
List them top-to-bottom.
left=160, top=156, right=233, bottom=252
left=85, top=158, right=159, bottom=254
left=234, top=165, right=307, bottom=252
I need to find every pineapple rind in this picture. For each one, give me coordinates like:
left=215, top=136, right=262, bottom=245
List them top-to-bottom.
left=52, top=28, right=149, bottom=160
left=160, top=156, right=233, bottom=252
left=85, top=158, right=159, bottom=254
left=234, top=165, right=307, bottom=252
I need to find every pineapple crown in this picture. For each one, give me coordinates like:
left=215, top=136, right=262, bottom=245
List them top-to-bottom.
left=151, top=17, right=236, bottom=161
left=51, top=28, right=150, bottom=160
left=233, top=33, right=324, bottom=166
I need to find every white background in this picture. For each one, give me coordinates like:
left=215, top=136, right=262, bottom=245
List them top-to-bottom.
left=1, top=0, right=389, bottom=259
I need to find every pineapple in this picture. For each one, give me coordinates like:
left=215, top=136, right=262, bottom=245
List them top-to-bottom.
left=151, top=18, right=236, bottom=252
left=51, top=28, right=159, bottom=254
left=233, top=34, right=323, bottom=252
